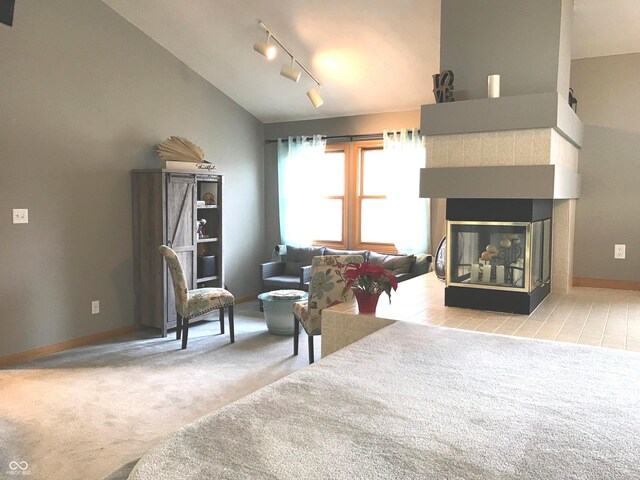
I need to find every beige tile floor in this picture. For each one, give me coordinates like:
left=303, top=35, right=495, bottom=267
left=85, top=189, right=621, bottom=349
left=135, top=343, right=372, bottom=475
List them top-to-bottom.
left=376, top=273, right=640, bottom=352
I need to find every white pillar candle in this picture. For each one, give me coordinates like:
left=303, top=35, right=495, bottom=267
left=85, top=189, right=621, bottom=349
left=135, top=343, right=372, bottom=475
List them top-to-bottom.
left=488, top=74, right=500, bottom=98
left=513, top=259, right=524, bottom=285
left=470, top=264, right=480, bottom=282
left=482, top=264, right=492, bottom=283
left=496, top=265, right=505, bottom=284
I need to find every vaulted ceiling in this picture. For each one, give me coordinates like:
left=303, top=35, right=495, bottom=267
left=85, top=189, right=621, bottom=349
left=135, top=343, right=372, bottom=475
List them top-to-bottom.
left=103, top=0, right=640, bottom=124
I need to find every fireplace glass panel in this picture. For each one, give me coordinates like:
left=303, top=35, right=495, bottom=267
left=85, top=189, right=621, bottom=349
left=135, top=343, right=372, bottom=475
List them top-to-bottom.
left=444, top=199, right=553, bottom=314
left=530, top=218, right=551, bottom=289
left=448, top=222, right=530, bottom=291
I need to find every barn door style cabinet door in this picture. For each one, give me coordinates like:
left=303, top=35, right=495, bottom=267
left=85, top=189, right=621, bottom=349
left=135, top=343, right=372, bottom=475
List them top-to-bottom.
left=132, top=169, right=224, bottom=336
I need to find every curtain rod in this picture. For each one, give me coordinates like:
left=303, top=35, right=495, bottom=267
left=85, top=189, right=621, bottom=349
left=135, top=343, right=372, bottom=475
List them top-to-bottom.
left=264, top=130, right=420, bottom=144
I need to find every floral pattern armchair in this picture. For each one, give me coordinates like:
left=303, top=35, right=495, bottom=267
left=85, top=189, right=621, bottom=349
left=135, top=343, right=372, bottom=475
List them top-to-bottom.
left=159, top=245, right=235, bottom=349
left=293, top=254, right=364, bottom=363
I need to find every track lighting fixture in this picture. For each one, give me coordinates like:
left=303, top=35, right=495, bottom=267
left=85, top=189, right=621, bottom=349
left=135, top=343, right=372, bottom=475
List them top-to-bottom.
left=253, top=20, right=324, bottom=108
left=253, top=32, right=277, bottom=60
left=280, top=57, right=301, bottom=83
left=306, top=87, right=323, bottom=108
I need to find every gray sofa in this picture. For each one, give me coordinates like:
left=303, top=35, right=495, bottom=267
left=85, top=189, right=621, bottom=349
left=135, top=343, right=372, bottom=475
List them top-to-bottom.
left=260, top=245, right=432, bottom=296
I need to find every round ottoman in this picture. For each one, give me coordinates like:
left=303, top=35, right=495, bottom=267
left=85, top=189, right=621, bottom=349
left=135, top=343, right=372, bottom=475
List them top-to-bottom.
left=257, top=289, right=308, bottom=335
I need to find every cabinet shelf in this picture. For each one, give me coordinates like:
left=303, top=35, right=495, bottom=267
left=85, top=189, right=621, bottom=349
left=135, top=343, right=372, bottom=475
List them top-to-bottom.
left=132, top=170, right=224, bottom=337
left=197, top=237, right=218, bottom=243
left=197, top=275, right=219, bottom=283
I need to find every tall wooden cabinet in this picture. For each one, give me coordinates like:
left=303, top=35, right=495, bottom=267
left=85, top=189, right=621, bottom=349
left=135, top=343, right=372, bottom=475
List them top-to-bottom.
left=132, top=169, right=224, bottom=336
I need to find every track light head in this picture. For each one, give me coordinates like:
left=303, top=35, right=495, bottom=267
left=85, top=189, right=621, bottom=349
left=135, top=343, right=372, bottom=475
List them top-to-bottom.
left=254, top=21, right=324, bottom=106
left=253, top=33, right=277, bottom=60
left=280, top=58, right=301, bottom=83
left=307, top=87, right=324, bottom=108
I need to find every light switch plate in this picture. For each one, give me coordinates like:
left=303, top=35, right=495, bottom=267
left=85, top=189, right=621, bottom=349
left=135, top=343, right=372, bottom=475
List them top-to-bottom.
left=12, top=209, right=28, bottom=224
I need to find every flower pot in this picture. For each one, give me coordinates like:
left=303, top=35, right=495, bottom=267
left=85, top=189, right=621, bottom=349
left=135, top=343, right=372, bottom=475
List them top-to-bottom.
left=353, top=289, right=381, bottom=315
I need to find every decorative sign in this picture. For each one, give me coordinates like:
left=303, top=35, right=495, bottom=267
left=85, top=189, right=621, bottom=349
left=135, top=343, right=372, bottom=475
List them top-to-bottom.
left=433, top=70, right=455, bottom=103
left=196, top=163, right=216, bottom=171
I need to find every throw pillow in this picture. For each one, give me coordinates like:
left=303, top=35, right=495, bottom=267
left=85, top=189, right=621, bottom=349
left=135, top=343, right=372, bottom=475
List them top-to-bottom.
left=284, top=245, right=325, bottom=276
left=324, top=248, right=368, bottom=261
left=368, top=252, right=416, bottom=275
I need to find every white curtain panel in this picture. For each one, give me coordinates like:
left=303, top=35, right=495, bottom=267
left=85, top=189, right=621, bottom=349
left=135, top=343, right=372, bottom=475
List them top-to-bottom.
left=383, top=128, right=430, bottom=254
left=277, top=135, right=326, bottom=246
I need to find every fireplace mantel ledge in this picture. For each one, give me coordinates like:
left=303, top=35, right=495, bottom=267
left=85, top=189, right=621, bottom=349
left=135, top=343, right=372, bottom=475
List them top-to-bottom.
left=420, top=92, right=583, bottom=148
left=419, top=165, right=580, bottom=200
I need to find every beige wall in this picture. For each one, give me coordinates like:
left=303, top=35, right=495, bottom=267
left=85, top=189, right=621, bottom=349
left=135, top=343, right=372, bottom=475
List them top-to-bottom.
left=0, top=0, right=265, bottom=356
left=570, top=53, right=640, bottom=282
left=571, top=54, right=640, bottom=132
left=262, top=110, right=422, bottom=258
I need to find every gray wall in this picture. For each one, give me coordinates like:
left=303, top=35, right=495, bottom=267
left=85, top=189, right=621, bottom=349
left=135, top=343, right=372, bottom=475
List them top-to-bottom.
left=0, top=0, right=264, bottom=357
left=432, top=0, right=573, bottom=258
left=440, top=0, right=568, bottom=100
left=556, top=0, right=573, bottom=102
left=570, top=53, right=640, bottom=282
left=263, top=110, right=421, bottom=257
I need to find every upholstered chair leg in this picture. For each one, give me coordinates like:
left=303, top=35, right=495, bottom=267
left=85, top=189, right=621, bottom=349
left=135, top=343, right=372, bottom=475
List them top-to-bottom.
left=229, top=306, right=235, bottom=343
left=219, top=307, right=225, bottom=334
left=176, top=314, right=183, bottom=340
left=293, top=316, right=299, bottom=355
left=181, top=320, right=189, bottom=349
left=308, top=334, right=314, bottom=364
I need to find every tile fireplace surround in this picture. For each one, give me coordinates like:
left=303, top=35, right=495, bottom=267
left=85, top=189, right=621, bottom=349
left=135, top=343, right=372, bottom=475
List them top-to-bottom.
left=420, top=93, right=583, bottom=296
left=425, top=127, right=579, bottom=294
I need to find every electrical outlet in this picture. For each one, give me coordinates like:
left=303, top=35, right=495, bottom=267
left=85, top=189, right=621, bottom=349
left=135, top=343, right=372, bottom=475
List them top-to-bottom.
left=12, top=208, right=28, bottom=224
left=614, top=244, right=626, bottom=259
left=91, top=300, right=100, bottom=314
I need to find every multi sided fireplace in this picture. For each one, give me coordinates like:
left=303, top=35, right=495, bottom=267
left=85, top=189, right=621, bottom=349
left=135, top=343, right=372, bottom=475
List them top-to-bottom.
left=445, top=199, right=552, bottom=314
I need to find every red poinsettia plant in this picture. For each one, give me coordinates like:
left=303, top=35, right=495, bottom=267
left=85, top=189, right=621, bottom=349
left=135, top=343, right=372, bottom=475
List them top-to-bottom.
left=342, top=262, right=398, bottom=303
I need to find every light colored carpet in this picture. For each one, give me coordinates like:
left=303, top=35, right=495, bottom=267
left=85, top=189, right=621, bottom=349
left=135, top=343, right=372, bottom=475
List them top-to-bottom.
left=0, top=302, right=316, bottom=480
left=128, top=322, right=640, bottom=480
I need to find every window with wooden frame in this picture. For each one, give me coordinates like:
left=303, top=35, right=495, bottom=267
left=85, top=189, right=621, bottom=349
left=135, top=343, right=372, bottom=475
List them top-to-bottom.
left=311, top=140, right=397, bottom=254
left=311, top=144, right=348, bottom=247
